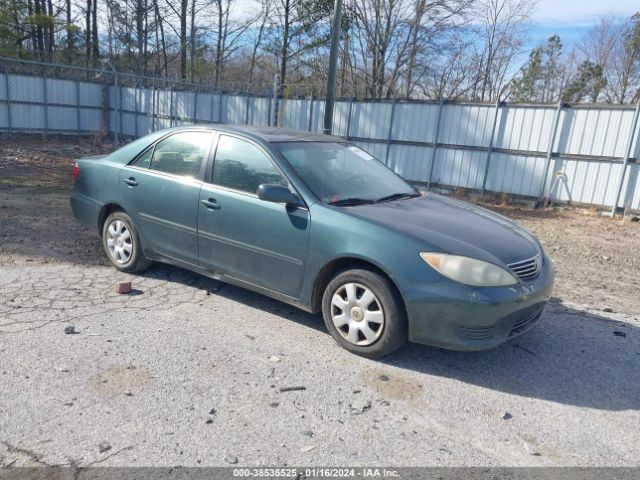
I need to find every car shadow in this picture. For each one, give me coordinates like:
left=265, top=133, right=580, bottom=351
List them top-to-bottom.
left=138, top=263, right=327, bottom=334
left=141, top=264, right=640, bottom=412
left=380, top=299, right=640, bottom=412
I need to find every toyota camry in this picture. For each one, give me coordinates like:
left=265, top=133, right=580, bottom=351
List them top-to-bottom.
left=70, top=125, right=554, bottom=358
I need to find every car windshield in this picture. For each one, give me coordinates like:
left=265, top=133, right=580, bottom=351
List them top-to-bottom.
left=274, top=142, right=419, bottom=205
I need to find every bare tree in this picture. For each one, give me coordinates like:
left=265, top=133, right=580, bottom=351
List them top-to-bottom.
left=162, top=0, right=189, bottom=79
left=248, top=0, right=271, bottom=87
left=266, top=0, right=332, bottom=94
left=348, top=0, right=410, bottom=97
left=403, top=0, right=470, bottom=98
left=470, top=0, right=534, bottom=101
left=421, top=32, right=475, bottom=100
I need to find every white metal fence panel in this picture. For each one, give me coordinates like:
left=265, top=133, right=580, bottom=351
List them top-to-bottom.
left=1, top=69, right=639, bottom=212
left=248, top=96, right=270, bottom=126
left=281, top=98, right=308, bottom=131
left=350, top=102, right=392, bottom=139
left=391, top=103, right=439, bottom=143
left=440, top=104, right=495, bottom=147
left=497, top=106, right=556, bottom=152
left=557, top=108, right=635, bottom=158
left=387, top=144, right=433, bottom=182
left=433, top=148, right=487, bottom=190
left=486, top=153, right=547, bottom=197
left=626, top=164, right=640, bottom=211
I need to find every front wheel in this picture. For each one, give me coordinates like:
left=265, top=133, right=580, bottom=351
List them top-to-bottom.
left=102, top=211, right=152, bottom=273
left=321, top=268, right=407, bottom=358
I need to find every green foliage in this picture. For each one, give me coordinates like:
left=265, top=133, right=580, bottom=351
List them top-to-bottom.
left=0, top=0, right=28, bottom=53
left=265, top=0, right=333, bottom=60
left=625, top=12, right=640, bottom=50
left=64, top=23, right=80, bottom=34
left=511, top=35, right=563, bottom=103
left=511, top=48, right=542, bottom=102
left=562, top=60, right=607, bottom=102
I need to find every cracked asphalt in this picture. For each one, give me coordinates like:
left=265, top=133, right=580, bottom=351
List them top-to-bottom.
left=1, top=137, right=640, bottom=467
left=2, top=236, right=640, bottom=467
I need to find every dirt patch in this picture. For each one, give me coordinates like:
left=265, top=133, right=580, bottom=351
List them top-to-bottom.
left=0, top=134, right=111, bottom=191
left=1, top=134, right=638, bottom=315
left=0, top=135, right=108, bottom=266
left=0, top=191, right=105, bottom=266
left=479, top=204, right=640, bottom=314
left=89, top=365, right=152, bottom=396
left=363, top=368, right=423, bottom=402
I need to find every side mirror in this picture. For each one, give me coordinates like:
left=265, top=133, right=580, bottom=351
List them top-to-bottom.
left=257, top=184, right=303, bottom=207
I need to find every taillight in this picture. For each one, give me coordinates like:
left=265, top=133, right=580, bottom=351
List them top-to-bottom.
left=72, top=162, right=79, bottom=182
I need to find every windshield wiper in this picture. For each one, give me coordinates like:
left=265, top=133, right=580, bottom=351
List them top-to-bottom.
left=375, top=192, right=420, bottom=203
left=329, top=197, right=375, bottom=206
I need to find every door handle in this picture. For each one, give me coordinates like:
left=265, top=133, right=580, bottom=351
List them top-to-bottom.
left=123, top=177, right=138, bottom=187
left=201, top=198, right=221, bottom=210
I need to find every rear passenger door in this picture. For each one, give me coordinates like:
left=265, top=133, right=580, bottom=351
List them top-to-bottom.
left=119, top=130, right=214, bottom=265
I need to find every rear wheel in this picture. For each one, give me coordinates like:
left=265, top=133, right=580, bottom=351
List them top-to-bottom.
left=102, top=211, right=151, bottom=273
left=322, top=268, right=407, bottom=358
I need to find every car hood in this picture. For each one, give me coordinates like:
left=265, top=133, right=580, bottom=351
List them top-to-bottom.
left=342, top=193, right=540, bottom=266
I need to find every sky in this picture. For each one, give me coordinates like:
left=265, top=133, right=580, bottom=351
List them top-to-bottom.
left=235, top=0, right=638, bottom=52
left=528, top=0, right=638, bottom=45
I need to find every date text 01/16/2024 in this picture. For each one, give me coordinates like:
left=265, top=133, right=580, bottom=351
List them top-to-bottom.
left=232, top=468, right=400, bottom=478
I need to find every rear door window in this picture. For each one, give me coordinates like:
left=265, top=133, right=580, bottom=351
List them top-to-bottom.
left=149, top=131, right=212, bottom=178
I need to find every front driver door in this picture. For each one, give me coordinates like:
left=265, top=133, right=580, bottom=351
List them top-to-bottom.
left=119, top=130, right=214, bottom=265
left=197, top=134, right=310, bottom=298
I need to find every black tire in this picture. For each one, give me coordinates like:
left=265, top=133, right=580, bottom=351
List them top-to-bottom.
left=102, top=211, right=152, bottom=273
left=321, top=268, right=407, bottom=358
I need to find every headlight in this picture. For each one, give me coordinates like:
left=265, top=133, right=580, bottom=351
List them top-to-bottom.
left=420, top=252, right=518, bottom=287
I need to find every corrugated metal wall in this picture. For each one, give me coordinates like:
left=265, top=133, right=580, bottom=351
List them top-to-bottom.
left=1, top=72, right=639, bottom=212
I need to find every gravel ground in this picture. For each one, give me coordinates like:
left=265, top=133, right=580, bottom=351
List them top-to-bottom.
left=1, top=136, right=639, bottom=467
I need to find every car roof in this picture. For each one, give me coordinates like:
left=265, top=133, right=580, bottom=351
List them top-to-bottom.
left=171, top=124, right=345, bottom=144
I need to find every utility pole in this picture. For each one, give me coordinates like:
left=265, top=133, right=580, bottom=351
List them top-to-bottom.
left=323, top=0, right=343, bottom=135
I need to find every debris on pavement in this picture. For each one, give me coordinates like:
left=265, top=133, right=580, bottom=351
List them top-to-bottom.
left=115, top=281, right=132, bottom=294
left=64, top=325, right=79, bottom=335
left=613, top=331, right=627, bottom=337
left=268, top=355, right=280, bottom=362
left=279, top=386, right=306, bottom=393
left=350, top=399, right=372, bottom=415
left=206, top=408, right=216, bottom=424
left=502, top=412, right=513, bottom=420
left=301, top=430, right=314, bottom=437
left=98, top=442, right=112, bottom=453
left=300, top=445, right=315, bottom=453
left=224, top=456, right=238, bottom=464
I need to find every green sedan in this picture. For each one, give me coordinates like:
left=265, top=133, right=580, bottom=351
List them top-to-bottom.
left=70, top=125, right=554, bottom=358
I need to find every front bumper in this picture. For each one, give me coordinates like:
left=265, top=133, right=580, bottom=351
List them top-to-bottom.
left=398, top=259, right=555, bottom=351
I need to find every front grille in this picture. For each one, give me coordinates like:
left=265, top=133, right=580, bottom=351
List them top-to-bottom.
left=508, top=255, right=541, bottom=281
left=508, top=306, right=544, bottom=337
left=458, top=325, right=495, bottom=340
